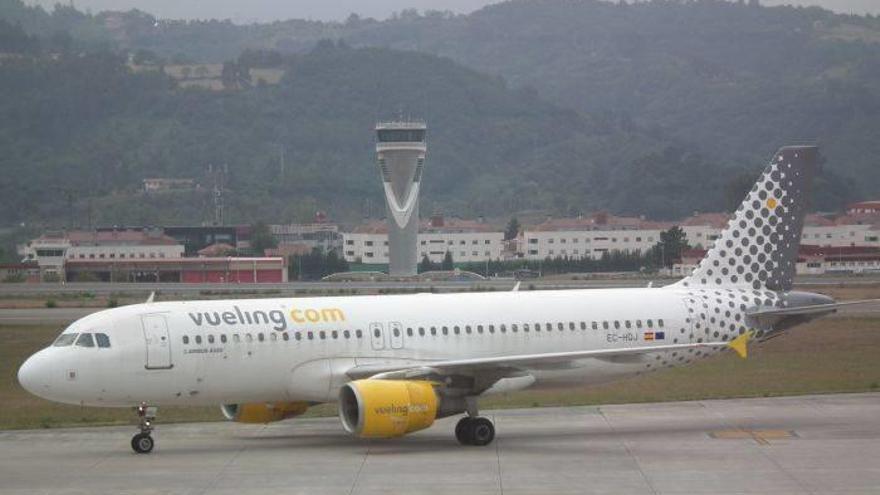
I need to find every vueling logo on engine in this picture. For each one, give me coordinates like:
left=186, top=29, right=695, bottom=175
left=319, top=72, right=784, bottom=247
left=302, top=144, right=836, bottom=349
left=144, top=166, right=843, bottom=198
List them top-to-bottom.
left=374, top=403, right=430, bottom=415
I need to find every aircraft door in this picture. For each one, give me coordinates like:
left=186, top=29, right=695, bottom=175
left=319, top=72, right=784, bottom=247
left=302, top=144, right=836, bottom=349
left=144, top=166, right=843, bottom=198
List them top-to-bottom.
left=142, top=314, right=173, bottom=369
left=389, top=321, right=404, bottom=349
left=369, top=322, right=385, bottom=350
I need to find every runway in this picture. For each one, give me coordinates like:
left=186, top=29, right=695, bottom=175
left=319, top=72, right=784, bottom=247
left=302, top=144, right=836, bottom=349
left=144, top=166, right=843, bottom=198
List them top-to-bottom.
left=1, top=393, right=878, bottom=494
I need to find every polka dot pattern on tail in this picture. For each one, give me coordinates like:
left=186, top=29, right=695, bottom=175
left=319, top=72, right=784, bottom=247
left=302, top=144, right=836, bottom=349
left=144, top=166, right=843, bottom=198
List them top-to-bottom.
left=676, top=146, right=817, bottom=292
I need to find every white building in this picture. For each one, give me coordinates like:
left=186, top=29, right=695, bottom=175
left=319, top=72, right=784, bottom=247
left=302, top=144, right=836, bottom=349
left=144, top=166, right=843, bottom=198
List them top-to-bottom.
left=521, top=213, right=727, bottom=261
left=343, top=217, right=504, bottom=265
left=21, top=229, right=184, bottom=280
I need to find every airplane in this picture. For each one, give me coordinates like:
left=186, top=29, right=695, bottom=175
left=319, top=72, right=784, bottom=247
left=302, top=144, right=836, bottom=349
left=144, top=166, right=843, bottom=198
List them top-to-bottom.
left=17, top=145, right=873, bottom=454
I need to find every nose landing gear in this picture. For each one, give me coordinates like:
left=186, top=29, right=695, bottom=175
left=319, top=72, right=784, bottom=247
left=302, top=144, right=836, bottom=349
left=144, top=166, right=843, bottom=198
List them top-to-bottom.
left=131, top=403, right=156, bottom=454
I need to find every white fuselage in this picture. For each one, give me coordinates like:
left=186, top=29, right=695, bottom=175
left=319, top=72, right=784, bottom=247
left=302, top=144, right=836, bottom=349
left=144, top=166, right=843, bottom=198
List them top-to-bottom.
left=19, top=286, right=772, bottom=408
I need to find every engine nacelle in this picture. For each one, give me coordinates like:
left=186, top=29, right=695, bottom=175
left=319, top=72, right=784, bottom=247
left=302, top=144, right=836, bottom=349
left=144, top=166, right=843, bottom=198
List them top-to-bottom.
left=338, top=380, right=439, bottom=438
left=220, top=402, right=310, bottom=424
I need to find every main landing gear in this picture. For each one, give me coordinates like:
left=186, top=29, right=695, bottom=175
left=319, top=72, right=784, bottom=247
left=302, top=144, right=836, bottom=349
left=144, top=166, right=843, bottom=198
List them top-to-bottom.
left=131, top=403, right=156, bottom=454
left=455, top=416, right=495, bottom=446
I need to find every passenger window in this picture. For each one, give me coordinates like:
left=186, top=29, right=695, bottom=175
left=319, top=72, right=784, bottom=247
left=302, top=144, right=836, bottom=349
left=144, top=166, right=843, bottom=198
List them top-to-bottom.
left=658, top=319, right=665, bottom=327
left=636, top=320, right=643, bottom=328
left=647, top=320, right=654, bottom=328
left=602, top=321, right=609, bottom=330
left=614, top=321, right=620, bottom=329
left=625, top=321, right=632, bottom=329
left=569, top=322, right=575, bottom=331
left=580, top=322, right=587, bottom=330
left=592, top=322, right=598, bottom=330
left=523, top=323, right=530, bottom=333
left=534, top=323, right=541, bottom=332
left=546, top=323, right=553, bottom=332
left=500, top=324, right=507, bottom=334
left=512, top=324, right=518, bottom=333
left=466, top=325, right=472, bottom=334
left=477, top=325, right=484, bottom=334
left=489, top=325, right=495, bottom=334
left=442, top=326, right=448, bottom=335
left=454, top=326, right=460, bottom=335
left=419, top=327, right=425, bottom=336
left=430, top=327, right=437, bottom=336
left=374, top=328, right=381, bottom=338
left=393, top=328, right=400, bottom=337
left=407, top=328, right=413, bottom=337
left=332, top=330, right=338, bottom=339
left=344, top=330, right=350, bottom=339
left=356, top=330, right=363, bottom=339
left=319, top=331, right=326, bottom=340
left=295, top=332, right=302, bottom=341
left=307, top=332, right=314, bottom=340
left=76, top=333, right=95, bottom=347
left=95, top=333, right=111, bottom=348
left=258, top=333, right=265, bottom=342
left=271, top=333, right=278, bottom=342
left=283, top=333, right=289, bottom=341
left=53, top=334, right=78, bottom=347
left=220, top=334, right=227, bottom=344
left=233, top=334, right=240, bottom=343
left=183, top=335, right=190, bottom=345
left=195, top=335, right=203, bottom=344
left=208, top=335, right=215, bottom=344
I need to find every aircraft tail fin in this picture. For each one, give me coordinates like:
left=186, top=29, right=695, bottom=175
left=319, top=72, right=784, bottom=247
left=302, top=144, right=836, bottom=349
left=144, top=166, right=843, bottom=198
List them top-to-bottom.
left=675, top=146, right=818, bottom=292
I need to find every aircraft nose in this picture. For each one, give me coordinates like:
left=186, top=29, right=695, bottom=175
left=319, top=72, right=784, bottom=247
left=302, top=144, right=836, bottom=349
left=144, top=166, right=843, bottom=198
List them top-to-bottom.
left=18, top=351, right=50, bottom=398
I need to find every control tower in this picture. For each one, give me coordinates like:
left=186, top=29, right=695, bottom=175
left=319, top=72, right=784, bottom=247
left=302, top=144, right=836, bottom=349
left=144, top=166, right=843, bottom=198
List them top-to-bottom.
left=375, top=120, right=427, bottom=277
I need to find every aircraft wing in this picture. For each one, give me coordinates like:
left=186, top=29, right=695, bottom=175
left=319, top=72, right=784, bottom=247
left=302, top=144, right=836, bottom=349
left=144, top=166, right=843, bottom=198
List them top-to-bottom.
left=747, top=299, right=880, bottom=318
left=346, top=333, right=751, bottom=381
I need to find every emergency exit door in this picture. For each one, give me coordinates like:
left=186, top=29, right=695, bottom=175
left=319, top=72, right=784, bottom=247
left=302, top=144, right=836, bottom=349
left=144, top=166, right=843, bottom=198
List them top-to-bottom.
left=142, top=314, right=173, bottom=369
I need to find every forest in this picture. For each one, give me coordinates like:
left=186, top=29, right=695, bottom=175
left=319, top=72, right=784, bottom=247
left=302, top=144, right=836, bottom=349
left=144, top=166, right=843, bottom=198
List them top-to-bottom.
left=0, top=0, right=872, bottom=236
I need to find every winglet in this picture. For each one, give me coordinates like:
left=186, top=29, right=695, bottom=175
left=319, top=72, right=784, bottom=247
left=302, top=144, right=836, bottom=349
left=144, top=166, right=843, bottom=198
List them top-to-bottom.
left=146, top=291, right=156, bottom=304
left=728, top=331, right=753, bottom=359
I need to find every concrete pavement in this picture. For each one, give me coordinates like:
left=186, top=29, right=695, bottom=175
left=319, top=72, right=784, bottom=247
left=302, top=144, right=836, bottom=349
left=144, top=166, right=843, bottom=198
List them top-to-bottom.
left=1, top=393, right=878, bottom=494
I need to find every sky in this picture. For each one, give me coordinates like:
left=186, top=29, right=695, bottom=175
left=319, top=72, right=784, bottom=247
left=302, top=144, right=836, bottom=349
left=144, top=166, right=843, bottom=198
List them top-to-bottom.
left=27, top=0, right=880, bottom=22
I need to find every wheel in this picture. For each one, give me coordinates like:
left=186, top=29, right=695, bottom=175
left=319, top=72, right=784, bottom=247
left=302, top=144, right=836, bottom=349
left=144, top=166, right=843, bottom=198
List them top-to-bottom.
left=455, top=417, right=473, bottom=445
left=468, top=417, right=495, bottom=446
left=131, top=433, right=154, bottom=454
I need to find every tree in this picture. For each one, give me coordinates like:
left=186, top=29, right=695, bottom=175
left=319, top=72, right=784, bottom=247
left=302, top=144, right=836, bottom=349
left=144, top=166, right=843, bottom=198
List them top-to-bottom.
left=504, top=217, right=520, bottom=241
left=249, top=222, right=277, bottom=255
left=650, top=226, right=690, bottom=268
left=441, top=251, right=454, bottom=271
left=418, top=254, right=437, bottom=273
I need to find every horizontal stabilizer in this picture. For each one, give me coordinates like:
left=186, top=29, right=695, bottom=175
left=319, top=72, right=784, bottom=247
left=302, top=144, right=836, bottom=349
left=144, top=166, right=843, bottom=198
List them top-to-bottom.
left=747, top=299, right=880, bottom=317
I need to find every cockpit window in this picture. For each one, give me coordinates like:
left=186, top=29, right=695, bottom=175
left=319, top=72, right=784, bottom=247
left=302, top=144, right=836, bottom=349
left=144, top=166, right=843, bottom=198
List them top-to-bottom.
left=75, top=333, right=95, bottom=348
left=95, top=333, right=111, bottom=348
left=53, top=334, right=78, bottom=347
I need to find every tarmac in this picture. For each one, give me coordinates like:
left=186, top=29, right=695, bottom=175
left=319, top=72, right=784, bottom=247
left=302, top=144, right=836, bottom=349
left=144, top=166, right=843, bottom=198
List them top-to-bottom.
left=1, top=393, right=879, bottom=494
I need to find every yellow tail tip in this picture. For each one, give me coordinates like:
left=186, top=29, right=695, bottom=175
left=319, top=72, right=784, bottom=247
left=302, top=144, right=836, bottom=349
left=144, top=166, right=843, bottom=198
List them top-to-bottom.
left=728, top=331, right=753, bottom=359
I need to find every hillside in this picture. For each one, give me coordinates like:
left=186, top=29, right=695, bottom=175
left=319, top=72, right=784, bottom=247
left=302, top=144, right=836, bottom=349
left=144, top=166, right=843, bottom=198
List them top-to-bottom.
left=0, top=0, right=869, bottom=230
left=29, top=0, right=872, bottom=207
left=5, top=38, right=737, bottom=228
